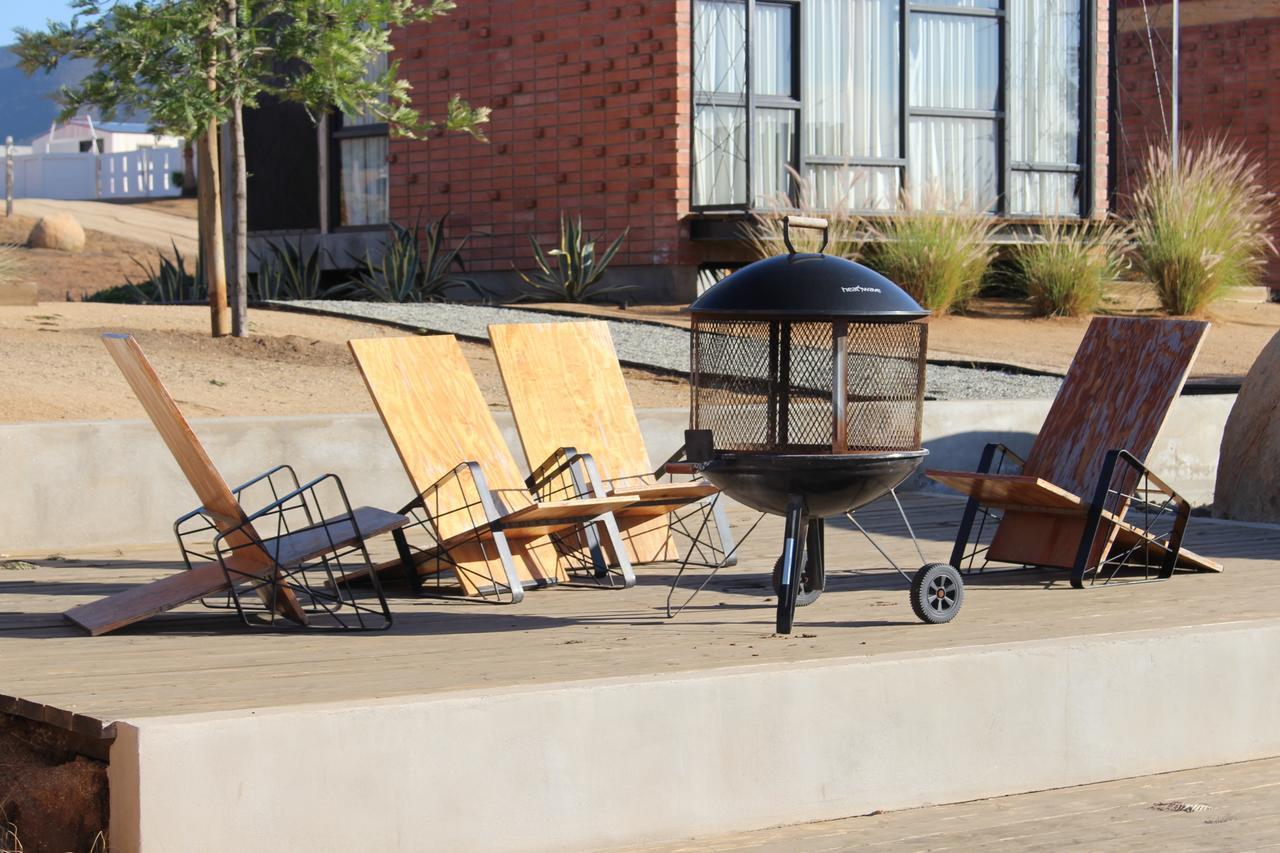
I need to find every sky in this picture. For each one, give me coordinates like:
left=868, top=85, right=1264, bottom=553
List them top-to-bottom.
left=0, top=1, right=78, bottom=41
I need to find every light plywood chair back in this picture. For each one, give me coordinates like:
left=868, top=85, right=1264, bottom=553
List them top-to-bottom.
left=1020, top=317, right=1209, bottom=497
left=489, top=321, right=650, bottom=480
left=102, top=334, right=248, bottom=533
left=349, top=335, right=531, bottom=542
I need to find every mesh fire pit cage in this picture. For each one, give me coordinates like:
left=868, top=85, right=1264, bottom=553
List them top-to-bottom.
left=683, top=216, right=964, bottom=632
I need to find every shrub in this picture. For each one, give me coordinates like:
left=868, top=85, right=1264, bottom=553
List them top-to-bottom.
left=1129, top=138, right=1275, bottom=315
left=742, top=167, right=864, bottom=259
left=862, top=191, right=998, bottom=314
left=348, top=214, right=481, bottom=303
left=514, top=214, right=629, bottom=303
left=1007, top=219, right=1131, bottom=317
left=251, top=237, right=329, bottom=301
left=88, top=242, right=206, bottom=304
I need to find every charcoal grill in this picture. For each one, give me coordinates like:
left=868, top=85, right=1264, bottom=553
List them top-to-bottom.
left=684, top=216, right=964, bottom=632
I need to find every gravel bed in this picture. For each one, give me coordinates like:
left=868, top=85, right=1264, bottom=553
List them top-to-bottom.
left=277, top=300, right=1063, bottom=401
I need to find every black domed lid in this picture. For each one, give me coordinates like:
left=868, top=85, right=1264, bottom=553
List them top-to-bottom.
left=691, top=253, right=928, bottom=321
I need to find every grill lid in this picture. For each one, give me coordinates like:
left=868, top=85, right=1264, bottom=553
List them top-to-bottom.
left=690, top=216, right=928, bottom=321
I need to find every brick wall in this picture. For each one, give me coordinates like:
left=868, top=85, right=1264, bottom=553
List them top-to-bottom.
left=389, top=0, right=690, bottom=275
left=1114, top=0, right=1280, bottom=287
left=389, top=1, right=1114, bottom=291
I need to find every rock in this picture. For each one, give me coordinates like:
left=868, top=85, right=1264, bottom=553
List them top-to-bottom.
left=26, top=213, right=85, bottom=252
left=1214, top=330, right=1280, bottom=521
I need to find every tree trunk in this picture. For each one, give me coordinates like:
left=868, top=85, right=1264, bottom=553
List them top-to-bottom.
left=227, top=0, right=248, bottom=337
left=200, top=15, right=229, bottom=337
left=198, top=130, right=229, bottom=337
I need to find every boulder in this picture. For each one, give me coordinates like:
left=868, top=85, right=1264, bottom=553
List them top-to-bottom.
left=27, top=213, right=85, bottom=252
left=1214, top=330, right=1280, bottom=521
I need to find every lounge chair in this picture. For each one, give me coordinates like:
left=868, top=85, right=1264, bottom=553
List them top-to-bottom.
left=927, top=317, right=1222, bottom=587
left=488, top=320, right=735, bottom=569
left=65, top=334, right=405, bottom=636
left=348, top=334, right=639, bottom=603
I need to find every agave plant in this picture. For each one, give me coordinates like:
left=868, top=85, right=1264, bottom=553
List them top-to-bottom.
left=1129, top=138, right=1275, bottom=315
left=348, top=213, right=482, bottom=303
left=514, top=214, right=630, bottom=303
left=1007, top=219, right=1132, bottom=317
left=250, top=237, right=330, bottom=301
left=123, top=241, right=207, bottom=304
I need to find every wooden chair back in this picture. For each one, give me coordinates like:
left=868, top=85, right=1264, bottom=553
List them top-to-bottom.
left=1020, top=317, right=1209, bottom=497
left=489, top=321, right=651, bottom=480
left=102, top=334, right=249, bottom=534
left=349, top=335, right=531, bottom=539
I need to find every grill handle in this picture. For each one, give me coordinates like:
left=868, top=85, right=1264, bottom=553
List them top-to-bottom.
left=782, top=215, right=829, bottom=256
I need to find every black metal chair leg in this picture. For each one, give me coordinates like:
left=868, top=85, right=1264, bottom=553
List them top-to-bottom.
left=777, top=496, right=807, bottom=634
left=393, top=527, right=423, bottom=596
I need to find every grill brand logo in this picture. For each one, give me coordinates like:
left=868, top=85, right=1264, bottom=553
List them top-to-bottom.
left=841, top=284, right=882, bottom=294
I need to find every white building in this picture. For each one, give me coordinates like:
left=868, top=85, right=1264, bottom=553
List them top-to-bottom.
left=30, top=116, right=181, bottom=155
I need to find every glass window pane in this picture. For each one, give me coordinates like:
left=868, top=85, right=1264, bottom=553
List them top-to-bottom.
left=694, top=0, right=747, bottom=96
left=803, top=0, right=900, bottom=160
left=925, top=0, right=998, bottom=9
left=1009, top=0, right=1082, bottom=168
left=754, top=3, right=793, bottom=97
left=909, top=13, right=999, bottom=112
left=344, top=51, right=389, bottom=127
left=693, top=105, right=747, bottom=206
left=753, top=108, right=796, bottom=206
left=907, top=116, right=998, bottom=212
left=339, top=136, right=388, bottom=226
left=806, top=164, right=901, bottom=212
left=1010, top=171, right=1080, bottom=216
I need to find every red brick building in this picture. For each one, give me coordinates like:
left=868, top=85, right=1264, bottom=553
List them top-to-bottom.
left=249, top=0, right=1113, bottom=302
left=1113, top=0, right=1280, bottom=290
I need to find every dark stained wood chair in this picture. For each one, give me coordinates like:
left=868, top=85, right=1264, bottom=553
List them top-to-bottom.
left=927, top=317, right=1222, bottom=587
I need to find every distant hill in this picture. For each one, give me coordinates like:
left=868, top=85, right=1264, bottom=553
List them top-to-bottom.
left=0, top=45, right=147, bottom=144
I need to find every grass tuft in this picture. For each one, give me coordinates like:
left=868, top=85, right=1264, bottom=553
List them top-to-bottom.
left=1129, top=138, right=1275, bottom=315
left=742, top=167, right=865, bottom=259
left=862, top=189, right=998, bottom=314
left=1007, top=219, right=1132, bottom=317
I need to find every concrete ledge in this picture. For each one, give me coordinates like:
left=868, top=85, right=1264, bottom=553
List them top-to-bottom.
left=1, top=395, right=1236, bottom=552
left=107, top=619, right=1280, bottom=852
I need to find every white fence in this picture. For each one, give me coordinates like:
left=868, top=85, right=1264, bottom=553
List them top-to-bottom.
left=3, top=147, right=184, bottom=200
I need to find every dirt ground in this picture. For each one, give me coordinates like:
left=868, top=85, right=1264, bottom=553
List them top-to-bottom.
left=0, top=212, right=179, bottom=303
left=0, top=303, right=690, bottom=422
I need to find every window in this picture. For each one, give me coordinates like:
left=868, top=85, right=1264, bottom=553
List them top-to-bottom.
left=691, top=0, right=1088, bottom=217
left=334, top=51, right=390, bottom=227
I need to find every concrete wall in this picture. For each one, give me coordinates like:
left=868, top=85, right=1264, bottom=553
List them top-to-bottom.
left=0, top=395, right=1236, bottom=552
left=107, top=619, right=1280, bottom=852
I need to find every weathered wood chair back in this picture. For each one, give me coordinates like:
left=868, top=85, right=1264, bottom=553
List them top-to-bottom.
left=1020, top=317, right=1209, bottom=497
left=489, top=321, right=650, bottom=480
left=102, top=334, right=252, bottom=538
left=349, top=335, right=532, bottom=541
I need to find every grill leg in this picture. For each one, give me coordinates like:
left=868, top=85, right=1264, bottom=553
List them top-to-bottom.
left=777, top=495, right=808, bottom=634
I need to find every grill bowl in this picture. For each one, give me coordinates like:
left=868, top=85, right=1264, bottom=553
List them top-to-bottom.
left=699, top=450, right=928, bottom=517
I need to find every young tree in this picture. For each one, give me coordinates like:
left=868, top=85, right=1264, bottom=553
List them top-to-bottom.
left=17, top=0, right=488, bottom=337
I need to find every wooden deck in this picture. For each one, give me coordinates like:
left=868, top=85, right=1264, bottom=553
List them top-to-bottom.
left=3, top=493, right=1278, bottom=740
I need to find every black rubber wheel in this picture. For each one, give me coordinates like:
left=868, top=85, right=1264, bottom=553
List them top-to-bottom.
left=773, top=552, right=823, bottom=607
left=910, top=562, right=964, bottom=624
